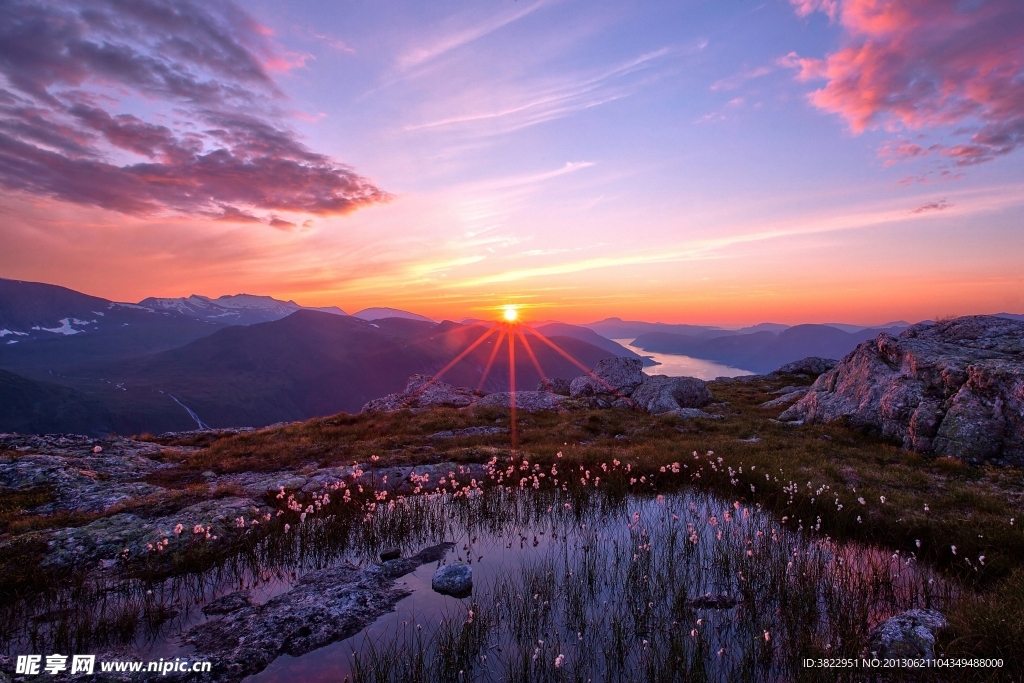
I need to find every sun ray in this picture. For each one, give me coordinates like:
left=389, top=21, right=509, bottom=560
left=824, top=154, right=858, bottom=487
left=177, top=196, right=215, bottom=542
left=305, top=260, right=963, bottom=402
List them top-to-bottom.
left=507, top=322, right=518, bottom=452
left=399, top=323, right=498, bottom=408
left=524, top=325, right=638, bottom=408
left=515, top=326, right=551, bottom=392
left=476, top=327, right=508, bottom=392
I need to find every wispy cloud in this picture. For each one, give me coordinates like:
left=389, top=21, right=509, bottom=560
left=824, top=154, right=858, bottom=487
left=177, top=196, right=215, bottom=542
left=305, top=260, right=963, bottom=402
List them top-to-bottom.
left=396, top=0, right=550, bottom=71
left=404, top=48, right=676, bottom=136
left=448, top=185, right=1024, bottom=287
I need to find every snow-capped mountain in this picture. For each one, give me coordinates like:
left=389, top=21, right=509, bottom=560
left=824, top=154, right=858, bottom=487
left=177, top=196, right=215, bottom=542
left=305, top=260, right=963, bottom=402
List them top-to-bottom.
left=139, top=294, right=346, bottom=326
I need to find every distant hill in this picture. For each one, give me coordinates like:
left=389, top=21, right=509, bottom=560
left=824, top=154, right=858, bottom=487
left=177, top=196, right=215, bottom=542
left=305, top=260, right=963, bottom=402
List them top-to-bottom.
left=0, top=279, right=225, bottom=371
left=139, top=293, right=346, bottom=326
left=352, top=307, right=434, bottom=322
left=15, top=314, right=616, bottom=433
left=583, top=317, right=723, bottom=339
left=532, top=323, right=656, bottom=366
left=632, top=324, right=909, bottom=373
left=0, top=369, right=113, bottom=435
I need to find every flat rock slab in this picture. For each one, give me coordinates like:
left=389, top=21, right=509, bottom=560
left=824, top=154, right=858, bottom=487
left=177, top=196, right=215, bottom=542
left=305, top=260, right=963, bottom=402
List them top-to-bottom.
left=184, top=543, right=454, bottom=682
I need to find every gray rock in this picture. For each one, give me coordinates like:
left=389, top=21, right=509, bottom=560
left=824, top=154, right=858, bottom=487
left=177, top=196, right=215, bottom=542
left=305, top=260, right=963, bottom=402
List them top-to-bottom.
left=780, top=316, right=1024, bottom=465
left=770, top=357, right=839, bottom=376
left=569, top=358, right=645, bottom=398
left=361, top=375, right=482, bottom=412
left=630, top=375, right=713, bottom=414
left=537, top=377, right=572, bottom=395
left=759, top=389, right=808, bottom=408
left=474, top=391, right=565, bottom=412
left=428, top=426, right=509, bottom=439
left=439, top=426, right=488, bottom=439
left=0, top=434, right=174, bottom=514
left=38, top=496, right=264, bottom=569
left=185, top=543, right=454, bottom=682
left=379, top=547, right=401, bottom=561
left=432, top=561, right=473, bottom=597
left=203, top=591, right=254, bottom=616
left=867, top=609, right=947, bottom=660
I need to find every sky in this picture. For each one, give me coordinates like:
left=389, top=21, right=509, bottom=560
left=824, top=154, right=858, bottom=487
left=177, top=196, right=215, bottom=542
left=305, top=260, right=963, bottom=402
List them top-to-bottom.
left=1, top=0, right=1022, bottom=326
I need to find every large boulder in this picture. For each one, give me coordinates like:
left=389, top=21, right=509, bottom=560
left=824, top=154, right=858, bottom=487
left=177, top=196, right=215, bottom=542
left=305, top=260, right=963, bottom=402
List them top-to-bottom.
left=779, top=316, right=1024, bottom=465
left=569, top=358, right=645, bottom=398
left=362, top=375, right=481, bottom=412
left=630, top=375, right=713, bottom=414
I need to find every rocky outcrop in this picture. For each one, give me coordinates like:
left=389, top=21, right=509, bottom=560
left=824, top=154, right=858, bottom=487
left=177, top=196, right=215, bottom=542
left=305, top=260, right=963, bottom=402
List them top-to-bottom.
left=779, top=316, right=1024, bottom=465
left=359, top=357, right=715, bottom=418
left=569, top=357, right=645, bottom=398
left=769, top=357, right=838, bottom=376
left=361, top=375, right=483, bottom=412
left=630, top=375, right=713, bottom=414
left=475, top=391, right=565, bottom=412
left=185, top=543, right=455, bottom=682
left=867, top=609, right=947, bottom=660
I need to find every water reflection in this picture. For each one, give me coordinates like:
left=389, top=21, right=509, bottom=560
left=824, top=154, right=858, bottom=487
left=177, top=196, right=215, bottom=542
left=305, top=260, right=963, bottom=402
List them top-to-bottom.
left=612, top=340, right=755, bottom=380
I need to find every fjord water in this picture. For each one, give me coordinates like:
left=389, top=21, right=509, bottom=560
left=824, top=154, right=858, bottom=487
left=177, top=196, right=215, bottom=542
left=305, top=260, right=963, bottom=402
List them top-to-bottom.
left=612, top=340, right=756, bottom=380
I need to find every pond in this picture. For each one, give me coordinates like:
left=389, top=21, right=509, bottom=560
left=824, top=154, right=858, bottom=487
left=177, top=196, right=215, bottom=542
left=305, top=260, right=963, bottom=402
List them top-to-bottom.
left=612, top=340, right=755, bottom=380
left=3, top=458, right=951, bottom=683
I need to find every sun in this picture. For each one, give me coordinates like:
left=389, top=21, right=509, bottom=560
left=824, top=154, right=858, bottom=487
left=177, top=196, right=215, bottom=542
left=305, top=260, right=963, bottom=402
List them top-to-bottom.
left=502, top=305, right=518, bottom=322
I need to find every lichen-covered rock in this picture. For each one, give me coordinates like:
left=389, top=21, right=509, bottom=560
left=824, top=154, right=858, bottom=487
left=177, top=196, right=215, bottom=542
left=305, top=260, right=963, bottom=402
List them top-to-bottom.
left=780, top=316, right=1024, bottom=465
left=770, top=357, right=839, bottom=376
left=569, top=358, right=645, bottom=398
left=361, top=374, right=481, bottom=412
left=630, top=375, right=712, bottom=414
left=537, top=377, right=572, bottom=395
left=475, top=391, right=565, bottom=412
left=0, top=434, right=174, bottom=514
left=39, top=496, right=265, bottom=569
left=432, top=561, right=472, bottom=597
left=867, top=609, right=947, bottom=660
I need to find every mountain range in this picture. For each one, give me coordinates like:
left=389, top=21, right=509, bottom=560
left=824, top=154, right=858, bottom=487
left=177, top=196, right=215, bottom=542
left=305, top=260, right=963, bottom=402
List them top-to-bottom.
left=2, top=277, right=1022, bottom=435
left=140, top=294, right=346, bottom=326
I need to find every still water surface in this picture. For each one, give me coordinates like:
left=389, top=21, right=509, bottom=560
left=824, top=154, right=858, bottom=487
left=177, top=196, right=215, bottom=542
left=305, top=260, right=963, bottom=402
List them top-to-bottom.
left=612, top=339, right=755, bottom=380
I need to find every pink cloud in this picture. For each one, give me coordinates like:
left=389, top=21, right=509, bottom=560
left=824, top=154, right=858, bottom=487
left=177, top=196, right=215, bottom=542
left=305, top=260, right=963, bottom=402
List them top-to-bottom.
left=0, top=0, right=387, bottom=218
left=785, top=0, right=1024, bottom=165
left=790, top=0, right=839, bottom=22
